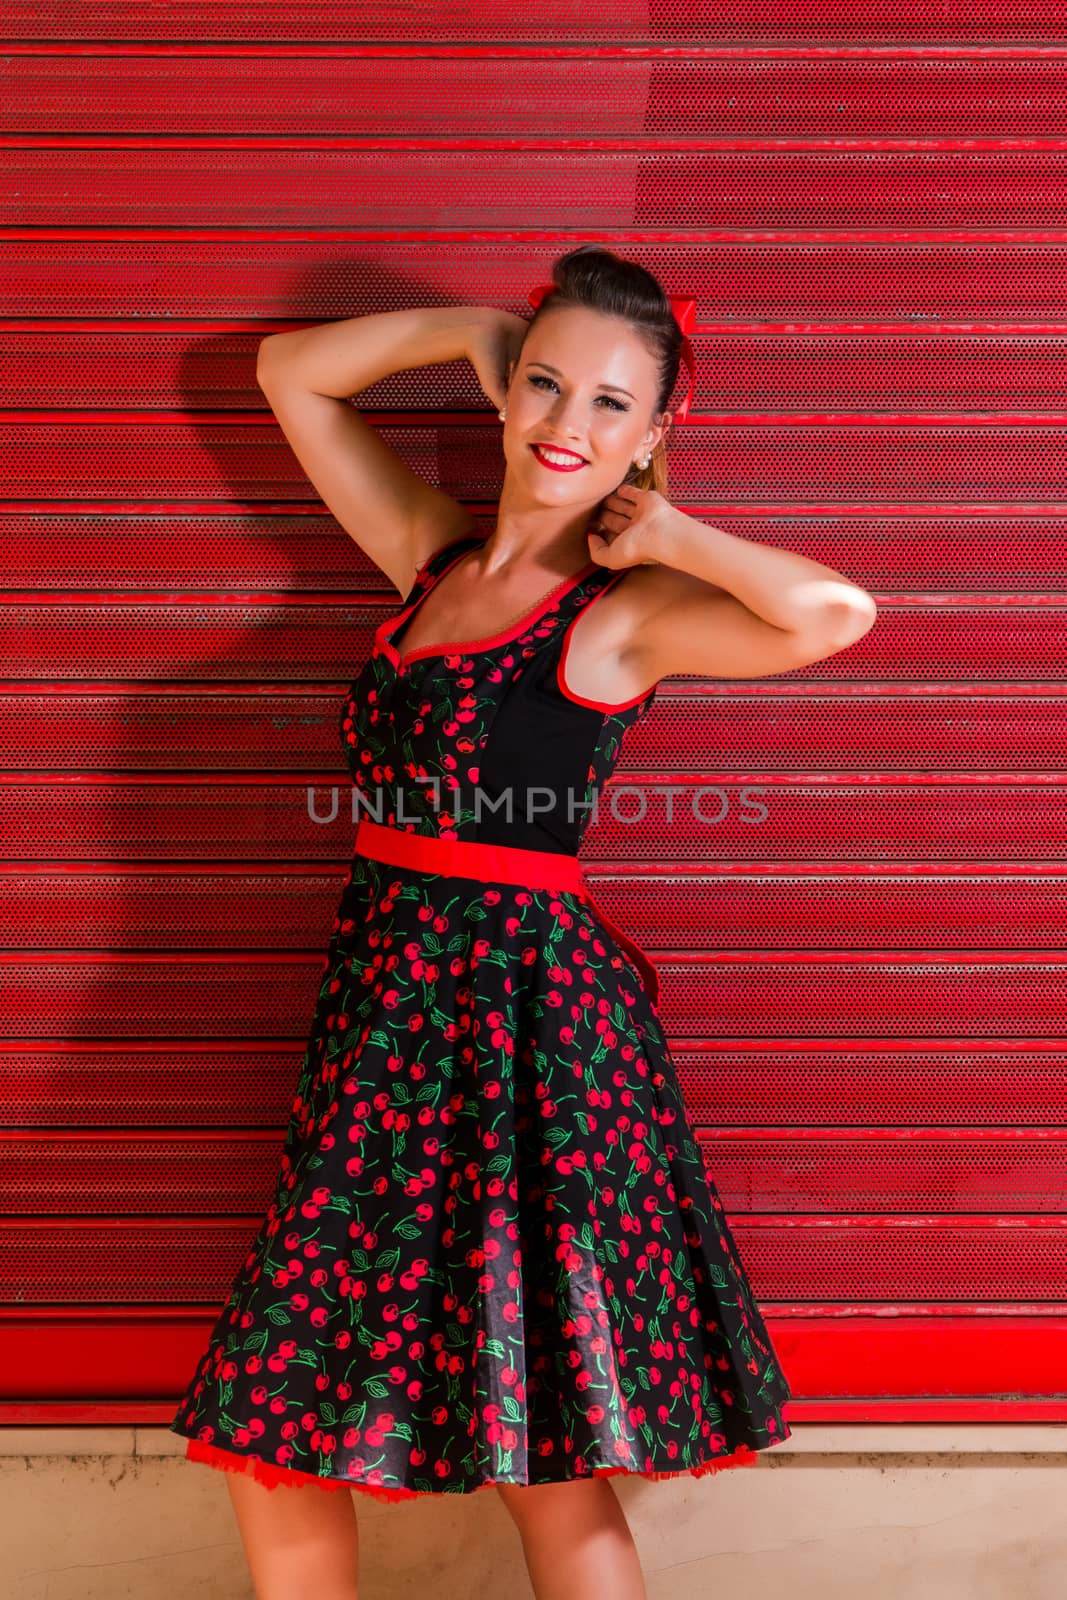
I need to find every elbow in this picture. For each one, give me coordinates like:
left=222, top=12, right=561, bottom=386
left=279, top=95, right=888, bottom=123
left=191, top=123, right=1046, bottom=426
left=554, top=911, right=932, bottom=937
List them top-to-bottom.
left=255, top=332, right=290, bottom=390
left=255, top=338, right=275, bottom=390
left=827, top=594, right=878, bottom=649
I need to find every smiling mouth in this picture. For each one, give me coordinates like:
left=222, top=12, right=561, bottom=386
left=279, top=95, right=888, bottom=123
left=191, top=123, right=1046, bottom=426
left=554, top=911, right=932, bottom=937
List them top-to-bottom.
left=530, top=443, right=589, bottom=470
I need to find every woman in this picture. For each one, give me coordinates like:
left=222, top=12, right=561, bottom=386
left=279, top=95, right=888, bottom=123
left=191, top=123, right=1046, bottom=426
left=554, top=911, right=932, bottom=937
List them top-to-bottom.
left=169, top=245, right=876, bottom=1599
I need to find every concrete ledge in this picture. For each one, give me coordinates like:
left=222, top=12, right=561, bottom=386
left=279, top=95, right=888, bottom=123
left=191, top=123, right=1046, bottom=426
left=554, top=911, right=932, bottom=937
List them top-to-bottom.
left=3, top=1421, right=1067, bottom=1458
left=4, top=1426, right=1067, bottom=1599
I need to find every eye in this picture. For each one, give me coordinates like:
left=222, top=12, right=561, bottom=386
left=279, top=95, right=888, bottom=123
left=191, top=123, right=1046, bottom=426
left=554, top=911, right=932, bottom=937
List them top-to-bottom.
left=527, top=374, right=628, bottom=411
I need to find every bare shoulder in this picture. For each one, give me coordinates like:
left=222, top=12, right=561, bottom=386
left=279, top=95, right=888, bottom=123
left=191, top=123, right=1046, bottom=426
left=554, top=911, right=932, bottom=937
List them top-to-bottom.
left=359, top=478, right=479, bottom=599
left=399, top=494, right=481, bottom=595
left=588, top=560, right=704, bottom=644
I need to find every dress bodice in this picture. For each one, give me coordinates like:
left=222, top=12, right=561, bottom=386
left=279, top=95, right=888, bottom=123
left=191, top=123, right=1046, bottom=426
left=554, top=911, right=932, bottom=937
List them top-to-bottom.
left=341, top=533, right=657, bottom=853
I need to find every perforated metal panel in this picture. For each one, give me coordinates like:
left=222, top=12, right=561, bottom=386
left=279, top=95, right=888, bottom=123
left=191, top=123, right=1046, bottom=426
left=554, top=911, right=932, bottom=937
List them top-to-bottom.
left=5, top=12, right=1067, bottom=1428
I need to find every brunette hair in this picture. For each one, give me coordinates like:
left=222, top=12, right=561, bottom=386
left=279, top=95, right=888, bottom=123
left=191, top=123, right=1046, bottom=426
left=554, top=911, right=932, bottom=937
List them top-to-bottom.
left=520, top=244, right=687, bottom=495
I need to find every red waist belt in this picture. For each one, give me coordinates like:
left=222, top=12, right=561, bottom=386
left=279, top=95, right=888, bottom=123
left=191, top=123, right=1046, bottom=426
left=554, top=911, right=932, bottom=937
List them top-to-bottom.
left=353, top=817, right=659, bottom=1008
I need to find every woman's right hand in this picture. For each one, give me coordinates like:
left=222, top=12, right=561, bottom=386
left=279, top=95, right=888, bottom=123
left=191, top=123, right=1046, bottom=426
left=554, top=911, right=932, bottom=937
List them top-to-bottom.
left=466, top=308, right=530, bottom=412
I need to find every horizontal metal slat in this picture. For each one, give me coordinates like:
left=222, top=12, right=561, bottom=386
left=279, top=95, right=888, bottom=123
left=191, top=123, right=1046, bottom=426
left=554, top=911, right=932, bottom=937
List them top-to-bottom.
left=5, top=5, right=1067, bottom=44
left=8, top=52, right=1067, bottom=140
left=16, top=147, right=1067, bottom=230
left=9, top=239, right=1067, bottom=325
left=13, top=326, right=1067, bottom=414
left=12, top=418, right=1067, bottom=505
left=11, top=509, right=1067, bottom=593
left=12, top=597, right=1067, bottom=680
left=6, top=696, right=1067, bottom=778
left=12, top=868, right=1067, bottom=951
left=7, top=953, right=1067, bottom=1037
left=4, top=1044, right=1065, bottom=1129
left=3, top=1129, right=1067, bottom=1216
left=1, top=1214, right=1065, bottom=1305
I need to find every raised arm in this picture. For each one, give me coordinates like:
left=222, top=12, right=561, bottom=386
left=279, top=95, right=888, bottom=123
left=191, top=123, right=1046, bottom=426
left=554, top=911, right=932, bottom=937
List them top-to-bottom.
left=256, top=305, right=507, bottom=596
left=590, top=485, right=879, bottom=683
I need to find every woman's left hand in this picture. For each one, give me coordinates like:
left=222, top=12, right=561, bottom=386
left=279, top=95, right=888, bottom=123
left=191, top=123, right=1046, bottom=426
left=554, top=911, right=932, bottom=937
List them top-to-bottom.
left=587, top=483, right=676, bottom=569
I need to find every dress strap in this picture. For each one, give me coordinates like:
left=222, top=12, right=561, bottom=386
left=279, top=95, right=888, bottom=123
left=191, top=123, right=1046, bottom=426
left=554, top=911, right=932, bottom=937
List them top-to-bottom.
left=401, top=533, right=483, bottom=607
left=559, top=560, right=635, bottom=612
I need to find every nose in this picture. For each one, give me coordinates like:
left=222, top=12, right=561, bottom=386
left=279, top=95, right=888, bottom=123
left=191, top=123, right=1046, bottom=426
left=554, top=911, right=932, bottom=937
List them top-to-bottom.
left=546, top=394, right=588, bottom=442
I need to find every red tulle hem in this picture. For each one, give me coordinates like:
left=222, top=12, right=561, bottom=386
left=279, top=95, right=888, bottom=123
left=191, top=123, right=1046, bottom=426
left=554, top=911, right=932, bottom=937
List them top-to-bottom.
left=182, top=1434, right=767, bottom=1504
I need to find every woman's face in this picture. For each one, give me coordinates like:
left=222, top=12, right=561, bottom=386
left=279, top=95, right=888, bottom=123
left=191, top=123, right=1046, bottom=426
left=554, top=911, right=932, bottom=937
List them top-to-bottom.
left=502, top=305, right=666, bottom=503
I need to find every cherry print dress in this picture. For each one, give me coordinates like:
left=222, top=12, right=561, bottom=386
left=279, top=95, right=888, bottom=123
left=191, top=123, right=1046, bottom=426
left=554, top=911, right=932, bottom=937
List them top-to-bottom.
left=169, top=531, right=793, bottom=1502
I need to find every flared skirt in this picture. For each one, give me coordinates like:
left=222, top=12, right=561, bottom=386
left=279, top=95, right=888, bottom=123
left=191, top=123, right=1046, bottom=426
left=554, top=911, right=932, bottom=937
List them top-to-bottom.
left=168, top=848, right=793, bottom=1499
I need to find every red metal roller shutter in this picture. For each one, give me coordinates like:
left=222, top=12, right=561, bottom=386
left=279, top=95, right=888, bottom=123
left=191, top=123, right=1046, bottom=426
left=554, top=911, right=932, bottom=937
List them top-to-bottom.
left=3, top=11, right=1066, bottom=1425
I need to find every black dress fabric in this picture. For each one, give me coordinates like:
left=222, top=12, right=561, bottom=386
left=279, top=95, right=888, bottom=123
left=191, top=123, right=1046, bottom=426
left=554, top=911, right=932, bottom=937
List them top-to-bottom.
left=168, top=533, right=793, bottom=1500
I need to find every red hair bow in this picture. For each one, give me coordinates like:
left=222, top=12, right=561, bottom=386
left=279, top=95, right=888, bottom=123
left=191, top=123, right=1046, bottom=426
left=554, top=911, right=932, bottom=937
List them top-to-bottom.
left=526, top=283, right=697, bottom=424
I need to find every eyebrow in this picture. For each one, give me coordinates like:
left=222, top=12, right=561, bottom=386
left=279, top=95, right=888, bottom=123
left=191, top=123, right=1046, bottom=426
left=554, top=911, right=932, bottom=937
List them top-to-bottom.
left=523, top=361, right=636, bottom=401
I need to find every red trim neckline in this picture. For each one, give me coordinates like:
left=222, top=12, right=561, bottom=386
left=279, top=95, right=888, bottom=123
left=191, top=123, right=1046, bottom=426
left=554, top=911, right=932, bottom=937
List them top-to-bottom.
left=375, top=535, right=599, bottom=674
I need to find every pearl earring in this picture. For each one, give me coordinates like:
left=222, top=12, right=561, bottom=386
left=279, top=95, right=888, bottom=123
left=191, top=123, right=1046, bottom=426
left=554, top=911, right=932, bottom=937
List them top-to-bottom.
left=499, top=407, right=507, bottom=421
left=636, top=453, right=650, bottom=469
